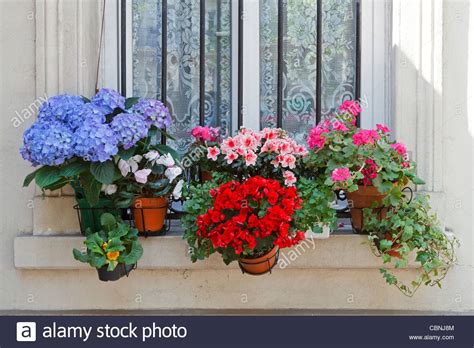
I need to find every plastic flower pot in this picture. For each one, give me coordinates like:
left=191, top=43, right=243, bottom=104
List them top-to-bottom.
left=346, top=185, right=389, bottom=234
left=132, top=197, right=168, bottom=233
left=75, top=198, right=119, bottom=235
left=305, top=223, right=331, bottom=239
left=383, top=233, right=403, bottom=258
left=238, top=246, right=279, bottom=275
left=97, top=263, right=136, bottom=282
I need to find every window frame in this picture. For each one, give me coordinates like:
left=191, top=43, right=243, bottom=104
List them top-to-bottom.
left=103, top=0, right=391, bottom=132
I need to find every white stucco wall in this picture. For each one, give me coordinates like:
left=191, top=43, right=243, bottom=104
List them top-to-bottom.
left=0, top=0, right=472, bottom=313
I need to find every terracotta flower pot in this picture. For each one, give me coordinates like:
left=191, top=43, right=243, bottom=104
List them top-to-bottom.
left=346, top=185, right=389, bottom=233
left=133, top=197, right=168, bottom=233
left=383, top=233, right=402, bottom=258
left=238, top=246, right=279, bottom=275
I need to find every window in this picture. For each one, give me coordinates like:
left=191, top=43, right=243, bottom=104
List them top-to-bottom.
left=121, top=0, right=360, bottom=153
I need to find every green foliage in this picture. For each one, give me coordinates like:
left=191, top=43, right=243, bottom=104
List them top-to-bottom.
left=90, top=161, right=117, bottom=184
left=294, top=177, right=337, bottom=233
left=181, top=180, right=221, bottom=263
left=365, top=195, right=459, bottom=297
left=73, top=213, right=143, bottom=271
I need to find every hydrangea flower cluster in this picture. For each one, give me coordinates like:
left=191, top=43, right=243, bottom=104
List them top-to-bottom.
left=90, top=88, right=126, bottom=114
left=20, top=89, right=173, bottom=166
left=37, top=94, right=86, bottom=130
left=132, top=99, right=171, bottom=129
left=111, top=113, right=149, bottom=150
left=73, top=120, right=119, bottom=162
left=20, top=121, right=74, bottom=166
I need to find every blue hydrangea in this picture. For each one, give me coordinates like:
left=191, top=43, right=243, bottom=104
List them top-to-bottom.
left=91, top=88, right=126, bottom=114
left=37, top=94, right=85, bottom=129
left=132, top=99, right=171, bottom=129
left=70, top=103, right=106, bottom=129
left=110, top=113, right=149, bottom=150
left=73, top=120, right=118, bottom=162
left=20, top=121, right=74, bottom=166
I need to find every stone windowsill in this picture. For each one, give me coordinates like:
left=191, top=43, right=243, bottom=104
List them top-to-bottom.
left=14, top=232, right=418, bottom=270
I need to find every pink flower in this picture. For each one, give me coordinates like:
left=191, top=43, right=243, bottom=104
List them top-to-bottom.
left=339, top=100, right=361, bottom=116
left=333, top=120, right=349, bottom=132
left=308, top=124, right=330, bottom=149
left=376, top=124, right=391, bottom=134
left=191, top=126, right=220, bottom=142
left=262, top=128, right=278, bottom=140
left=353, top=129, right=380, bottom=146
left=241, top=134, right=258, bottom=151
left=221, top=137, right=237, bottom=153
left=391, top=142, right=407, bottom=156
left=207, top=146, right=220, bottom=161
left=225, top=151, right=238, bottom=164
left=244, top=151, right=257, bottom=166
left=281, top=155, right=296, bottom=169
left=361, top=159, right=378, bottom=186
left=402, top=161, right=410, bottom=168
left=331, top=167, right=352, bottom=182
left=134, top=169, right=152, bottom=184
left=283, top=171, right=297, bottom=187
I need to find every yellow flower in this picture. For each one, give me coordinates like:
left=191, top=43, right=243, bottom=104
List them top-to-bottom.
left=102, top=242, right=108, bottom=251
left=106, top=251, right=120, bottom=261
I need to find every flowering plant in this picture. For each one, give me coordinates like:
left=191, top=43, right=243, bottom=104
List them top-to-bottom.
left=21, top=89, right=174, bottom=206
left=305, top=100, right=424, bottom=204
left=189, top=127, right=307, bottom=187
left=112, top=148, right=184, bottom=208
left=184, top=176, right=305, bottom=265
left=365, top=195, right=458, bottom=297
left=73, top=213, right=143, bottom=271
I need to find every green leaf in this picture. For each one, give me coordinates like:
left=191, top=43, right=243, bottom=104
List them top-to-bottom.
left=125, top=97, right=140, bottom=109
left=154, top=144, right=181, bottom=161
left=118, top=147, right=136, bottom=161
left=59, top=161, right=88, bottom=178
left=90, top=161, right=116, bottom=184
left=35, top=166, right=61, bottom=189
left=23, top=168, right=41, bottom=187
left=82, top=174, right=102, bottom=207
left=411, top=176, right=426, bottom=185
left=43, top=178, right=69, bottom=192
left=148, top=178, right=170, bottom=190
left=100, top=213, right=117, bottom=230
left=105, top=238, right=126, bottom=252
left=379, top=239, right=393, bottom=251
left=120, top=240, right=143, bottom=265
left=73, top=249, right=90, bottom=263
left=90, top=255, right=107, bottom=269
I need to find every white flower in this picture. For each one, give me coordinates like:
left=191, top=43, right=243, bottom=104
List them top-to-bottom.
left=144, top=150, right=160, bottom=163
left=155, top=153, right=175, bottom=167
left=118, top=155, right=142, bottom=176
left=118, top=159, right=130, bottom=176
left=165, top=166, right=183, bottom=182
left=134, top=169, right=152, bottom=184
left=172, top=180, right=184, bottom=200
left=101, top=184, right=117, bottom=195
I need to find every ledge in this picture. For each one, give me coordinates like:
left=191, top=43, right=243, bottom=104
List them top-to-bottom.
left=14, top=233, right=418, bottom=270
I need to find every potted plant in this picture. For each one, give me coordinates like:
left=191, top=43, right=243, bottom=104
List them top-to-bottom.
left=20, top=88, right=176, bottom=233
left=304, top=100, right=424, bottom=233
left=188, top=126, right=222, bottom=181
left=188, top=127, right=308, bottom=186
left=113, top=150, right=184, bottom=233
left=183, top=176, right=305, bottom=275
left=294, top=177, right=337, bottom=239
left=364, top=195, right=458, bottom=297
left=73, top=213, right=144, bottom=281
